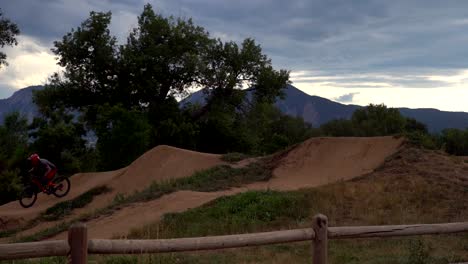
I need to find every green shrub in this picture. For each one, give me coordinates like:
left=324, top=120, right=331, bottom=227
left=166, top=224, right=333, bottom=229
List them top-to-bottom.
left=221, top=152, right=250, bottom=162
left=42, top=186, right=111, bottom=221
left=129, top=190, right=310, bottom=238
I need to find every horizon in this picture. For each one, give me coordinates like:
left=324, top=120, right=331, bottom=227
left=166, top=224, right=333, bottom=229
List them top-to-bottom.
left=2, top=1, right=468, bottom=112
left=4, top=84, right=468, bottom=114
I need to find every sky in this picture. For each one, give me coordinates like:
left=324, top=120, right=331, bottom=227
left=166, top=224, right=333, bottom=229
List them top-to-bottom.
left=1, top=0, right=468, bottom=112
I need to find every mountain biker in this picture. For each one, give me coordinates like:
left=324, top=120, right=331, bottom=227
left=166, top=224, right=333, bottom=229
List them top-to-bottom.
left=28, top=154, right=57, bottom=191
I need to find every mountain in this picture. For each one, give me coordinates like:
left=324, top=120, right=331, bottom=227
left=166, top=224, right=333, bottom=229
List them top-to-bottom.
left=2, top=84, right=468, bottom=133
left=182, top=84, right=468, bottom=133
left=0, top=85, right=42, bottom=123
left=180, top=85, right=361, bottom=126
left=274, top=85, right=361, bottom=126
left=398, top=108, right=468, bottom=133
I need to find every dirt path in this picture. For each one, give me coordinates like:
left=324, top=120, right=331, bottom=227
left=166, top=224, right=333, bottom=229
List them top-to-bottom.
left=0, top=169, right=126, bottom=224
left=47, top=190, right=244, bottom=240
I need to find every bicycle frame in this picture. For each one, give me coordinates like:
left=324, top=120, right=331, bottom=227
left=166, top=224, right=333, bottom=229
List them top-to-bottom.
left=30, top=176, right=56, bottom=194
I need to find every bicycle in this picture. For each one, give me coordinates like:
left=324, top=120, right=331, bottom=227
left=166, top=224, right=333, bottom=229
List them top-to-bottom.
left=18, top=174, right=71, bottom=208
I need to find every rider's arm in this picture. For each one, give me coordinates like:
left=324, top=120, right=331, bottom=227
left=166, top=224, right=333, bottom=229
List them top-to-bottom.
left=41, top=159, right=56, bottom=177
left=44, top=165, right=52, bottom=176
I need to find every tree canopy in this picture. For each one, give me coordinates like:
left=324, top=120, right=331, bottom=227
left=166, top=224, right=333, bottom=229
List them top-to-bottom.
left=35, top=4, right=290, bottom=121
left=0, top=9, right=20, bottom=67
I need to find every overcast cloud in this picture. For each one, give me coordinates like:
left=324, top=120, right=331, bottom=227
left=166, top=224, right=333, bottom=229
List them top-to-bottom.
left=2, top=0, right=468, bottom=111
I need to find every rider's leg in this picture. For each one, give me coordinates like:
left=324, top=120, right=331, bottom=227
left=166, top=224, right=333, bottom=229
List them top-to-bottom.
left=45, top=169, right=57, bottom=187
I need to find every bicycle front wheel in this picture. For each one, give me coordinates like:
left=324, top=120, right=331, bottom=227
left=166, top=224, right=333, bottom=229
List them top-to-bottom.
left=19, top=186, right=38, bottom=208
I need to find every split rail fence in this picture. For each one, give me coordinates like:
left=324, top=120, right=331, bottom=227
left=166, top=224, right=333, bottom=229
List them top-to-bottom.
left=1, top=214, right=468, bottom=263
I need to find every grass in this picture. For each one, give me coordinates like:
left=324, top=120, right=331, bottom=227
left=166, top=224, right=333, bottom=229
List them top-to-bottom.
left=220, top=152, right=251, bottom=163
left=12, top=160, right=274, bottom=242
left=174, top=162, right=271, bottom=192
left=1, top=186, right=112, bottom=240
left=41, top=186, right=111, bottom=221
left=9, top=189, right=468, bottom=262
left=128, top=190, right=311, bottom=239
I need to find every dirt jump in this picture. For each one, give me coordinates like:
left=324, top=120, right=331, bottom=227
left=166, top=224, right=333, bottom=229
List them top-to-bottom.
left=0, top=136, right=404, bottom=240
left=0, top=146, right=223, bottom=224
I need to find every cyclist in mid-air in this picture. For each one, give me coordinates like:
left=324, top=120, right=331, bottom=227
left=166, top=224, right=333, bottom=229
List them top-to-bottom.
left=28, top=154, right=57, bottom=192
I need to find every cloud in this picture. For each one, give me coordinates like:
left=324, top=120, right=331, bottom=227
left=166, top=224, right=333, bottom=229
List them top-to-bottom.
left=3, top=1, right=468, bottom=110
left=0, top=36, right=61, bottom=91
left=334, top=92, right=359, bottom=103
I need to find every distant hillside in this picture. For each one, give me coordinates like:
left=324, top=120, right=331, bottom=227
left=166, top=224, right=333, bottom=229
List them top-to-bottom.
left=2, top=84, right=468, bottom=133
left=182, top=84, right=468, bottom=132
left=0, top=85, right=42, bottom=123
left=180, top=85, right=361, bottom=126
left=274, top=85, right=361, bottom=126
left=399, top=108, right=468, bottom=133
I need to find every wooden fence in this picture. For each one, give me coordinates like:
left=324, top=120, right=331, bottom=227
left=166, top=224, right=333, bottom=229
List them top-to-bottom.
left=1, top=214, right=468, bottom=264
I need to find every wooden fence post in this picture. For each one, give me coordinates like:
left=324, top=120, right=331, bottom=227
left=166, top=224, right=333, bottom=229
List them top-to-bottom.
left=312, top=214, right=328, bottom=264
left=68, top=222, right=88, bottom=264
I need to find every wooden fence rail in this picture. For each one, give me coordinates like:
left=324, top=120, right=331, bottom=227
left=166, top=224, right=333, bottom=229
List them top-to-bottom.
left=1, top=214, right=468, bottom=264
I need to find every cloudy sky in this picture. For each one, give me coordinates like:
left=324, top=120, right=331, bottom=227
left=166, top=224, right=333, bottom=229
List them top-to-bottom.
left=2, top=0, right=468, bottom=112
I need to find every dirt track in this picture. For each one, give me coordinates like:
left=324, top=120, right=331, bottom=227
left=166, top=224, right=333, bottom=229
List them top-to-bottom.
left=1, top=136, right=404, bottom=240
left=0, top=146, right=223, bottom=225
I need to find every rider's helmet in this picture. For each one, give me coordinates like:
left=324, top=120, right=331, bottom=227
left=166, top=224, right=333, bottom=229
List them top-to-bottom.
left=28, top=154, right=40, bottom=166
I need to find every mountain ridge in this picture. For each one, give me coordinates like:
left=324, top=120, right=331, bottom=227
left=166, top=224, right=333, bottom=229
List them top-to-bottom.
left=0, top=85, right=42, bottom=123
left=2, top=85, right=468, bottom=132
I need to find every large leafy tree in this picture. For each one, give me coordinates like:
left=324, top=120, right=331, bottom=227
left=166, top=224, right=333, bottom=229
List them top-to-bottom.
left=34, top=4, right=291, bottom=159
left=36, top=4, right=289, bottom=119
left=121, top=4, right=212, bottom=109
left=0, top=9, right=20, bottom=67
left=35, top=11, right=121, bottom=118
left=194, top=38, right=290, bottom=119
left=93, top=104, right=151, bottom=170
left=351, top=104, right=406, bottom=136
left=0, top=112, right=29, bottom=205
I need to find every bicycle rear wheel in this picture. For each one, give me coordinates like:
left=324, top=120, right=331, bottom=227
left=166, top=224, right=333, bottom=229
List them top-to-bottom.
left=19, top=186, right=37, bottom=208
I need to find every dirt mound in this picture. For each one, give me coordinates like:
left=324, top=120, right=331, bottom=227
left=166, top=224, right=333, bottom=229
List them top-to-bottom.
left=262, top=136, right=404, bottom=190
left=109, top=145, right=223, bottom=193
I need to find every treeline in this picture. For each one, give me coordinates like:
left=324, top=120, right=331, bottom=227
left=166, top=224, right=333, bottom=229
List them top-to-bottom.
left=320, top=103, right=468, bottom=155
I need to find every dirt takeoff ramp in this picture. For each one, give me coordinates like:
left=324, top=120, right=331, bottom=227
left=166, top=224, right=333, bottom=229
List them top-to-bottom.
left=265, top=136, right=404, bottom=190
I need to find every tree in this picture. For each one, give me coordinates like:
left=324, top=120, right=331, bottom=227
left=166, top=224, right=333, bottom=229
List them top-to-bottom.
left=35, top=4, right=291, bottom=157
left=36, top=4, right=289, bottom=121
left=121, top=4, right=212, bottom=109
left=0, top=9, right=20, bottom=67
left=36, top=11, right=120, bottom=117
left=194, top=38, right=290, bottom=120
left=242, top=103, right=313, bottom=154
left=93, top=104, right=151, bottom=170
left=351, top=104, right=406, bottom=136
left=29, top=108, right=89, bottom=173
left=0, top=112, right=28, bottom=205
left=320, top=119, right=356, bottom=137
left=441, top=128, right=468, bottom=155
